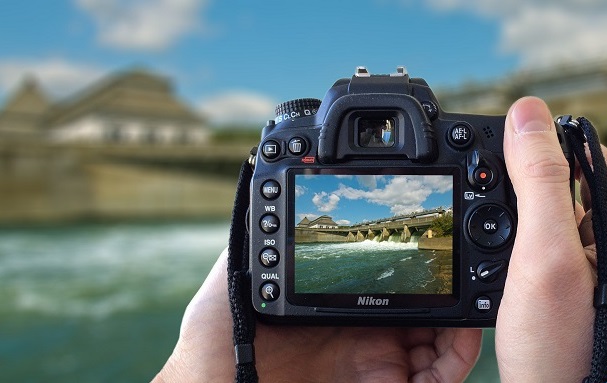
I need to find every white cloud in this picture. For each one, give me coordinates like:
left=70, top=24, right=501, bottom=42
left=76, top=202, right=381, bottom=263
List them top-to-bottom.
left=76, top=0, right=208, bottom=51
left=425, top=0, right=607, bottom=67
left=0, top=58, right=105, bottom=99
left=198, top=90, right=276, bottom=126
left=334, top=175, right=452, bottom=216
left=356, top=175, right=379, bottom=190
left=295, top=185, right=307, bottom=198
left=312, top=192, right=341, bottom=213
left=335, top=219, right=351, bottom=226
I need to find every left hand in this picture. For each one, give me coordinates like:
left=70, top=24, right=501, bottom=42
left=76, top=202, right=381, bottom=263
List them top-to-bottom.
left=153, top=248, right=482, bottom=383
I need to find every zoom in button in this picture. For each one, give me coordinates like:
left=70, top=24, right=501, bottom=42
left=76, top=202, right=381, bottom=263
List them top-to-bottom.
left=260, top=282, right=280, bottom=301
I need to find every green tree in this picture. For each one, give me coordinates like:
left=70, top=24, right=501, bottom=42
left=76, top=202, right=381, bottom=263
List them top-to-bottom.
left=429, top=212, right=453, bottom=237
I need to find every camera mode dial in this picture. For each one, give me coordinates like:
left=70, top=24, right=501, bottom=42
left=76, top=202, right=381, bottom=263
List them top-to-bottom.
left=275, top=98, right=321, bottom=123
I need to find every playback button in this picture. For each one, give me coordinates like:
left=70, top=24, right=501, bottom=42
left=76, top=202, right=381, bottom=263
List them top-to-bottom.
left=261, top=140, right=280, bottom=160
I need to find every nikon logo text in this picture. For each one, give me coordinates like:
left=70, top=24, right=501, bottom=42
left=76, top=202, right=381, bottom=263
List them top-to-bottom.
left=357, top=296, right=389, bottom=306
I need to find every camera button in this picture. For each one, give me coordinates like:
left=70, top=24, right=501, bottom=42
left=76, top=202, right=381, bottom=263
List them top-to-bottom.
left=421, top=101, right=438, bottom=120
left=448, top=124, right=474, bottom=149
left=288, top=137, right=307, bottom=156
left=262, top=140, right=280, bottom=160
left=473, top=167, right=493, bottom=186
left=261, top=180, right=281, bottom=200
left=468, top=205, right=513, bottom=249
left=260, top=214, right=280, bottom=234
left=482, top=218, right=499, bottom=234
left=260, top=247, right=280, bottom=268
left=476, top=260, right=506, bottom=282
left=260, top=282, right=280, bottom=302
left=475, top=296, right=492, bottom=313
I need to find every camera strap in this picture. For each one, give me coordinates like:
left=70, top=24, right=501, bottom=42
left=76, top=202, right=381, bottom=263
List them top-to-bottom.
left=559, top=116, right=607, bottom=383
left=226, top=118, right=607, bottom=383
left=227, top=158, right=258, bottom=383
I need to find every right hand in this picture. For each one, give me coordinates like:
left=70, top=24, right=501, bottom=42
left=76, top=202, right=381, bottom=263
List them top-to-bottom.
left=496, top=97, right=600, bottom=382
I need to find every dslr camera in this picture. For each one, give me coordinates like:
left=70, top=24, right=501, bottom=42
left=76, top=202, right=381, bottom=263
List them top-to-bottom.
left=249, top=67, right=573, bottom=327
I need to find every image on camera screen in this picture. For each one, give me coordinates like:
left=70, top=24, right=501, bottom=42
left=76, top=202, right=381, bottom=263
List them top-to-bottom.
left=294, top=173, right=453, bottom=295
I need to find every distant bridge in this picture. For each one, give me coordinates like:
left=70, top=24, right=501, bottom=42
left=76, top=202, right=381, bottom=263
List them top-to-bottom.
left=296, top=208, right=449, bottom=243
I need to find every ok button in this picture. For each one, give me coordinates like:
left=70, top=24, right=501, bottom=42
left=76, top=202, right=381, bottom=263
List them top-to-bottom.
left=483, top=219, right=498, bottom=234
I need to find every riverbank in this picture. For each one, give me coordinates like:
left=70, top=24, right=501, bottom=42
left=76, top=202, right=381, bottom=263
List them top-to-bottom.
left=0, top=160, right=238, bottom=224
left=418, top=236, right=452, bottom=251
left=432, top=250, right=453, bottom=294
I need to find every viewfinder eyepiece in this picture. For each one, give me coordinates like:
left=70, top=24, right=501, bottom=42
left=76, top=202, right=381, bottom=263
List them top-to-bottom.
left=357, top=117, right=395, bottom=148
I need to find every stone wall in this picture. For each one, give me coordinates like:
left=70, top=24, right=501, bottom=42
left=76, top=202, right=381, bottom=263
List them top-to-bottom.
left=0, top=143, right=237, bottom=224
left=295, top=229, right=349, bottom=243
left=418, top=236, right=453, bottom=251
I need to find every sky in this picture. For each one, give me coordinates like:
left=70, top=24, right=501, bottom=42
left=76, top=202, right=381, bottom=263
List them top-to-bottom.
left=1, top=0, right=606, bottom=126
left=295, top=174, right=452, bottom=225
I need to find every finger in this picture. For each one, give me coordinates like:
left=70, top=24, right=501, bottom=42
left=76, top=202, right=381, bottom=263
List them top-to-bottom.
left=497, top=97, right=595, bottom=382
left=503, top=97, right=583, bottom=272
left=576, top=144, right=607, bottom=212
left=580, top=174, right=592, bottom=212
left=575, top=201, right=586, bottom=225
left=579, top=209, right=594, bottom=248
left=584, top=243, right=598, bottom=270
left=411, top=329, right=481, bottom=383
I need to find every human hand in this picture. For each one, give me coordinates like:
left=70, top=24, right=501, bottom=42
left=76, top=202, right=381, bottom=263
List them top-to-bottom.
left=496, top=97, right=600, bottom=382
left=153, top=248, right=482, bottom=383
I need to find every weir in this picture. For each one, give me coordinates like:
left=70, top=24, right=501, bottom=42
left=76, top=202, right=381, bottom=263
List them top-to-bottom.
left=295, top=208, right=448, bottom=244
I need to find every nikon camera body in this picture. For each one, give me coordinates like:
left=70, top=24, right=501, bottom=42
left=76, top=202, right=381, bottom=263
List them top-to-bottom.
left=248, top=67, right=573, bottom=327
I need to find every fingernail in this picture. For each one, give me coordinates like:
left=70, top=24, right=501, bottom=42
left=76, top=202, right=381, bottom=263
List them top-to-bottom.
left=510, top=97, right=552, bottom=134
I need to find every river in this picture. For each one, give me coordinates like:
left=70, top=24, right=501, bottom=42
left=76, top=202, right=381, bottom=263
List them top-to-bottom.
left=0, top=221, right=499, bottom=382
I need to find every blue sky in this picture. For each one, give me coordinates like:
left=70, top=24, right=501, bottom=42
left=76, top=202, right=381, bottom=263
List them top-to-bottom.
left=1, top=0, right=606, bottom=125
left=295, top=174, right=452, bottom=225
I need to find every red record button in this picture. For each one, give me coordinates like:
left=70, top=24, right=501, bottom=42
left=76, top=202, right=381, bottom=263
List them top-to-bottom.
left=473, top=167, right=493, bottom=185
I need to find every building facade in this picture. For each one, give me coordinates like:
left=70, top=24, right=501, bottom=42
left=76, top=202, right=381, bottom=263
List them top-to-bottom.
left=0, top=69, right=208, bottom=146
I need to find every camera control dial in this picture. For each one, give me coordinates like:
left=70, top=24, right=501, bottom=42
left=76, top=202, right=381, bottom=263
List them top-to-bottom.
left=275, top=98, right=321, bottom=123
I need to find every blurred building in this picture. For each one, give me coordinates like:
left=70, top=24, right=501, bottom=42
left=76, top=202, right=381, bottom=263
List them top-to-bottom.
left=439, top=60, right=607, bottom=133
left=0, top=69, right=208, bottom=145
left=0, top=69, right=244, bottom=224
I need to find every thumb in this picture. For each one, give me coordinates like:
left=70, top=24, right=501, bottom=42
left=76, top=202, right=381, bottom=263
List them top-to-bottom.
left=504, top=96, right=581, bottom=267
left=497, top=99, right=595, bottom=383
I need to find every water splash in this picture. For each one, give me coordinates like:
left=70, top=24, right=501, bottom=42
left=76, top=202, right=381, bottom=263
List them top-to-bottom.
left=376, top=268, right=395, bottom=280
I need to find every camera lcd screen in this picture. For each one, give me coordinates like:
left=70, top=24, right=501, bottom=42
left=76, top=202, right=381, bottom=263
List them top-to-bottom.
left=292, top=172, right=454, bottom=296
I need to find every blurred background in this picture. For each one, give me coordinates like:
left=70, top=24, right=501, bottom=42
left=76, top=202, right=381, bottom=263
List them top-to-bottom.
left=1, top=1, right=607, bottom=382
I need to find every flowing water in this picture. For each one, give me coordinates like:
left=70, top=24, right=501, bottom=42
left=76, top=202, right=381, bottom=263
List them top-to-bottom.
left=0, top=221, right=499, bottom=382
left=0, top=221, right=228, bottom=383
left=295, top=240, right=451, bottom=294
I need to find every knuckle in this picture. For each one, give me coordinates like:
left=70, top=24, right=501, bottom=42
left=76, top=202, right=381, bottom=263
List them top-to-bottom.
left=519, top=153, right=571, bottom=183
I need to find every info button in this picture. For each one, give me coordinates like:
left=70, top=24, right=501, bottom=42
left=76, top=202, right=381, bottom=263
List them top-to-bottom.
left=475, top=296, right=492, bottom=313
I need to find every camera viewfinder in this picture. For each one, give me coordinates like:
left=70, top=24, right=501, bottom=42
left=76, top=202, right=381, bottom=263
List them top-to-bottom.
left=357, top=118, right=395, bottom=148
